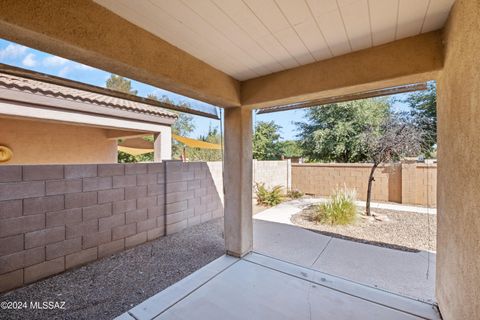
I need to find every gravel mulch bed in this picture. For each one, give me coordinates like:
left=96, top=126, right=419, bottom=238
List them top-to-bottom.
left=292, top=207, right=436, bottom=252
left=0, top=218, right=225, bottom=320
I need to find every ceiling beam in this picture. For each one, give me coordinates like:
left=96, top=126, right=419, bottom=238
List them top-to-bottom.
left=0, top=0, right=240, bottom=108
left=241, top=31, right=444, bottom=109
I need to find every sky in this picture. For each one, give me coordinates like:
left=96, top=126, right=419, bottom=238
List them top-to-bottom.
left=0, top=38, right=413, bottom=141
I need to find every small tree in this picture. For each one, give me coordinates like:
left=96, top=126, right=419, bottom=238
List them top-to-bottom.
left=362, top=113, right=426, bottom=216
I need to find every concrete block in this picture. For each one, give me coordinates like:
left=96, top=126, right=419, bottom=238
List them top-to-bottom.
left=125, top=163, right=147, bottom=175
left=147, top=163, right=165, bottom=174
left=98, top=164, right=124, bottom=176
left=23, top=165, right=63, bottom=181
left=65, top=165, right=97, bottom=179
left=0, top=166, right=22, bottom=183
left=166, top=171, right=194, bottom=183
left=136, top=174, right=158, bottom=186
left=113, top=175, right=137, bottom=188
left=82, top=176, right=112, bottom=191
left=46, top=179, right=82, bottom=195
left=187, top=179, right=202, bottom=190
left=0, top=181, right=45, bottom=201
left=166, top=181, right=187, bottom=193
left=147, top=183, right=164, bottom=196
left=125, top=186, right=147, bottom=200
left=98, top=188, right=124, bottom=204
left=194, top=188, right=207, bottom=198
left=65, top=191, right=97, bottom=209
left=166, top=191, right=194, bottom=204
left=157, top=194, right=165, bottom=205
left=23, top=195, right=64, bottom=215
left=137, top=196, right=157, bottom=209
left=0, top=199, right=22, bottom=219
left=113, top=199, right=137, bottom=214
left=166, top=200, right=188, bottom=215
left=82, top=203, right=112, bottom=221
left=193, top=203, right=206, bottom=216
left=147, top=206, right=164, bottom=219
left=46, top=208, right=82, bottom=227
left=125, top=208, right=147, bottom=224
left=166, top=211, right=187, bottom=225
left=200, top=211, right=213, bottom=223
left=99, top=213, right=125, bottom=231
left=0, top=214, right=45, bottom=238
left=156, top=216, right=165, bottom=228
left=137, top=218, right=157, bottom=233
left=66, top=219, right=98, bottom=239
left=166, top=220, right=187, bottom=235
left=112, top=223, right=136, bottom=240
left=25, top=226, right=65, bottom=249
left=147, top=227, right=164, bottom=241
left=83, top=230, right=111, bottom=249
left=125, top=232, right=147, bottom=249
left=0, top=234, right=24, bottom=256
left=46, top=238, right=82, bottom=260
left=98, top=239, right=124, bottom=258
left=0, top=247, right=45, bottom=274
left=65, top=247, right=97, bottom=269
left=24, top=257, right=64, bottom=284
left=0, top=269, right=23, bottom=292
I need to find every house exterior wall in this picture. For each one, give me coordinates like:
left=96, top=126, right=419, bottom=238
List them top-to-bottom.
left=436, top=0, right=480, bottom=319
left=0, top=118, right=117, bottom=164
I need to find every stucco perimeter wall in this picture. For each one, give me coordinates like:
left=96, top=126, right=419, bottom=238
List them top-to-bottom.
left=436, top=0, right=480, bottom=319
left=0, top=118, right=117, bottom=164
left=0, top=162, right=223, bottom=293
left=292, top=162, right=436, bottom=206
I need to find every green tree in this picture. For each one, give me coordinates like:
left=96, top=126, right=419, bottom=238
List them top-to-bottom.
left=106, top=74, right=138, bottom=95
left=403, top=82, right=437, bottom=157
left=296, top=98, right=390, bottom=163
left=253, top=121, right=283, bottom=160
left=280, top=140, right=302, bottom=158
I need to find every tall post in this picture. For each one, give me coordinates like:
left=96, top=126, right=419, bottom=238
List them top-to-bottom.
left=223, top=107, right=253, bottom=257
left=153, top=133, right=161, bottom=162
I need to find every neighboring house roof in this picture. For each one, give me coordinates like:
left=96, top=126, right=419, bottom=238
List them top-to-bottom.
left=0, top=72, right=177, bottom=122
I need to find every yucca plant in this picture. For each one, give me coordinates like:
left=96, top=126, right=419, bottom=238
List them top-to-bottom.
left=255, top=182, right=284, bottom=206
left=314, top=187, right=357, bottom=225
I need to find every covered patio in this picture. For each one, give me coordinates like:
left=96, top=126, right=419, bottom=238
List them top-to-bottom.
left=0, top=0, right=479, bottom=319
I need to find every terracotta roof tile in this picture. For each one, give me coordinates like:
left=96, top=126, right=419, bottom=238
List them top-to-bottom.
left=0, top=73, right=177, bottom=119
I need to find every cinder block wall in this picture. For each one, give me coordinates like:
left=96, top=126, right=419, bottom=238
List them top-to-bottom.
left=253, top=160, right=290, bottom=190
left=0, top=162, right=223, bottom=293
left=292, top=162, right=437, bottom=206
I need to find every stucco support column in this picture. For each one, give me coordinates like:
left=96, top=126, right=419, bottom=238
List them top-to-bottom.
left=223, top=107, right=253, bottom=257
left=153, top=133, right=161, bottom=162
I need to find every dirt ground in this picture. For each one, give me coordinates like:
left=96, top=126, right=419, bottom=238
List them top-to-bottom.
left=292, top=206, right=436, bottom=252
left=0, top=219, right=225, bottom=320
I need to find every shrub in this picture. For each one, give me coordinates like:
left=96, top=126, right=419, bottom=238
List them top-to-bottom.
left=255, top=183, right=283, bottom=206
left=314, top=188, right=357, bottom=225
left=287, top=189, right=304, bottom=199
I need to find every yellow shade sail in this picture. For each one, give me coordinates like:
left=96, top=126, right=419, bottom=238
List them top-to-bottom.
left=172, top=134, right=221, bottom=150
left=118, top=135, right=222, bottom=157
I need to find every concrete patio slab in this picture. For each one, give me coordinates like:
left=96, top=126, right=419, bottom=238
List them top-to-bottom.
left=253, top=217, right=436, bottom=302
left=253, top=219, right=330, bottom=266
left=312, top=238, right=436, bottom=303
left=116, top=253, right=440, bottom=320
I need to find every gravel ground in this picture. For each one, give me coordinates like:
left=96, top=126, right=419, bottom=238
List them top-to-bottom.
left=292, top=207, right=436, bottom=252
left=0, top=219, right=225, bottom=320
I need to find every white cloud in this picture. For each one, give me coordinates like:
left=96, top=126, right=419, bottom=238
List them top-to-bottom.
left=0, top=44, right=27, bottom=60
left=22, top=53, right=37, bottom=67
left=43, top=55, right=68, bottom=67
left=58, top=66, right=71, bottom=77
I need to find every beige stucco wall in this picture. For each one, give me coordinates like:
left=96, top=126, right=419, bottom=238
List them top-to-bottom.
left=436, top=0, right=480, bottom=319
left=0, top=118, right=117, bottom=164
